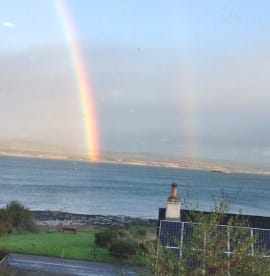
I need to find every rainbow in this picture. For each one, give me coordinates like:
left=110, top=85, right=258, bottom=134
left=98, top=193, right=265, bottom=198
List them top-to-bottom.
left=55, top=0, right=100, bottom=162
left=178, top=71, right=199, bottom=161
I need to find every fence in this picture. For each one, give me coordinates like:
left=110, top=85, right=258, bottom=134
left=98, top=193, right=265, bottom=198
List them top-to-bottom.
left=159, top=220, right=270, bottom=257
left=0, top=256, right=8, bottom=273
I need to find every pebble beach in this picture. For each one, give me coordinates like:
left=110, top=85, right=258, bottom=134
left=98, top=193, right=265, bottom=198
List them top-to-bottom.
left=31, top=210, right=157, bottom=229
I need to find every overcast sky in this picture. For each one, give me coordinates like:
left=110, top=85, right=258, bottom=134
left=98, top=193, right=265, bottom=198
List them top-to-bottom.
left=1, top=0, right=270, bottom=166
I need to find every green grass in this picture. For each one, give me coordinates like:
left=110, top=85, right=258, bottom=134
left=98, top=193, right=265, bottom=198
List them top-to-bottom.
left=0, top=231, right=144, bottom=265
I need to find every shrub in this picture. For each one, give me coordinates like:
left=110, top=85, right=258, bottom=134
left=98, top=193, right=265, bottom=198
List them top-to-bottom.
left=0, top=201, right=36, bottom=234
left=5, top=201, right=33, bottom=231
left=0, top=220, right=12, bottom=235
left=135, top=227, right=146, bottom=237
left=95, top=228, right=118, bottom=248
left=118, top=230, right=128, bottom=238
left=109, top=238, right=137, bottom=258
left=139, top=240, right=156, bottom=254
left=0, top=248, right=9, bottom=260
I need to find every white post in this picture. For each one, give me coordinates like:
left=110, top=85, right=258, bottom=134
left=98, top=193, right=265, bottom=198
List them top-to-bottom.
left=165, top=183, right=181, bottom=220
left=180, top=222, right=184, bottom=257
left=227, top=229, right=231, bottom=276
left=251, top=229, right=254, bottom=256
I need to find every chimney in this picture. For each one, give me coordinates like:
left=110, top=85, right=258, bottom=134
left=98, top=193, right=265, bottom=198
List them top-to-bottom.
left=165, top=183, right=181, bottom=220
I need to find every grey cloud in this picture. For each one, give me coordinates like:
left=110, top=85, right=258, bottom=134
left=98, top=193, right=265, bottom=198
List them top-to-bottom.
left=1, top=44, right=270, bottom=167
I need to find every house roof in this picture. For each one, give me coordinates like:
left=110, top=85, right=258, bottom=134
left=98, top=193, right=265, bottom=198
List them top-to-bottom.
left=158, top=208, right=270, bottom=229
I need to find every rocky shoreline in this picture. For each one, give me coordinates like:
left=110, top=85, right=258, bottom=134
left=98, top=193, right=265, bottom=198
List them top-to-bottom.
left=31, top=210, right=157, bottom=228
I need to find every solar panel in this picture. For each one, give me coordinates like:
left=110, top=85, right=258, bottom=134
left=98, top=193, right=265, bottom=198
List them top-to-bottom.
left=159, top=220, right=270, bottom=258
left=159, top=220, right=182, bottom=248
left=183, top=222, right=193, bottom=245
left=215, top=225, right=228, bottom=252
left=229, top=226, right=251, bottom=253
left=254, top=229, right=270, bottom=255
left=163, top=247, right=181, bottom=256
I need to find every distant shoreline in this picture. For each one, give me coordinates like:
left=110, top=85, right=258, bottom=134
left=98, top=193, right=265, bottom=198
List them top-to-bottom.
left=1, top=152, right=270, bottom=175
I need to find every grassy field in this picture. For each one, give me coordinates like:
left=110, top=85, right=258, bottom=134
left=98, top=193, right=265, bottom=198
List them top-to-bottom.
left=0, top=231, right=144, bottom=265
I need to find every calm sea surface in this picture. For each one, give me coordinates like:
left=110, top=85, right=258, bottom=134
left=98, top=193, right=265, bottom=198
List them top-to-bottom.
left=0, top=156, right=270, bottom=218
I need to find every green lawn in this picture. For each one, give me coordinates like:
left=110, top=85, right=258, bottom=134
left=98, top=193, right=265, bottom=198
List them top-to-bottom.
left=0, top=231, right=144, bottom=265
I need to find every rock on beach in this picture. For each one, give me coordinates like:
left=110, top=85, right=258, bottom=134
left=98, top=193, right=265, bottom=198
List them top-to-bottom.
left=31, top=210, right=157, bottom=228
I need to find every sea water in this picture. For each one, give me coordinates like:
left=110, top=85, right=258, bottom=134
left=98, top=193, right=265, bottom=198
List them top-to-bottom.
left=0, top=156, right=270, bottom=218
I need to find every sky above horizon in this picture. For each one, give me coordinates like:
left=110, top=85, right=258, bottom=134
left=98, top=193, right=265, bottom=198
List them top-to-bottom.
left=1, top=0, right=270, bottom=167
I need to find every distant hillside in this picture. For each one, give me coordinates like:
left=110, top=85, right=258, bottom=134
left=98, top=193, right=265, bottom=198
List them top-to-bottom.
left=0, top=139, right=269, bottom=175
left=0, top=139, right=84, bottom=160
left=100, top=151, right=270, bottom=175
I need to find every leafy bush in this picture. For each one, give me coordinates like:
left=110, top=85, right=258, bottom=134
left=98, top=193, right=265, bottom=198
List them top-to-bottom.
left=0, top=201, right=36, bottom=234
left=6, top=201, right=32, bottom=228
left=0, top=220, right=12, bottom=235
left=135, top=227, right=146, bottom=237
left=95, top=228, right=118, bottom=248
left=118, top=229, right=128, bottom=238
left=109, top=238, right=137, bottom=258
left=139, top=240, right=156, bottom=254
left=0, top=248, right=9, bottom=260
